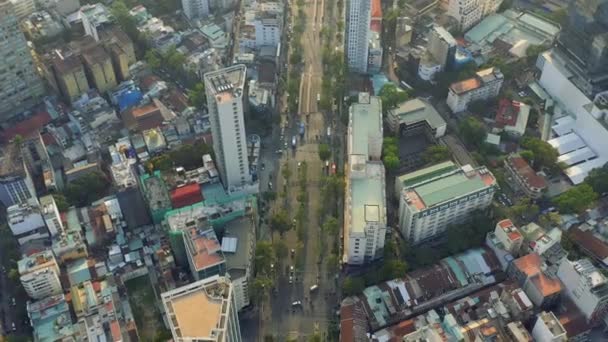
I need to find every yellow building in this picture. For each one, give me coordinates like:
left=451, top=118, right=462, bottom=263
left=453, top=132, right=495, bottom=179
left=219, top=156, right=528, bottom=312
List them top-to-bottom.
left=108, top=43, right=130, bottom=81
left=82, top=45, right=116, bottom=93
left=52, top=53, right=90, bottom=103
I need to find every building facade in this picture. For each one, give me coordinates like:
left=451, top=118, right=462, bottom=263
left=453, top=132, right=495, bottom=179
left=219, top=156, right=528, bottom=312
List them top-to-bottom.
left=0, top=0, right=45, bottom=119
left=182, top=0, right=209, bottom=20
left=346, top=0, right=371, bottom=73
left=447, top=0, right=482, bottom=31
left=254, top=18, right=281, bottom=47
left=427, top=26, right=456, bottom=70
left=204, top=65, right=252, bottom=190
left=446, top=67, right=504, bottom=113
left=344, top=93, right=386, bottom=265
left=504, top=154, right=547, bottom=199
left=397, top=162, right=496, bottom=244
left=39, top=194, right=64, bottom=237
left=18, top=250, right=62, bottom=300
left=557, top=258, right=608, bottom=322
left=161, top=275, right=242, bottom=342
left=531, top=311, right=567, bottom=341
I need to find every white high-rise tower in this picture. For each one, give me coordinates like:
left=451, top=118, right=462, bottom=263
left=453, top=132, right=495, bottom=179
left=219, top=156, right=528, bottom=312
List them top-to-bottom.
left=346, top=0, right=371, bottom=73
left=204, top=65, right=251, bottom=190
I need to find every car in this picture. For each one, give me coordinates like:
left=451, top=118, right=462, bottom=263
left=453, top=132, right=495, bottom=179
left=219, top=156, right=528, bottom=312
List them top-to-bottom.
left=276, top=149, right=283, bottom=154
left=297, top=162, right=302, bottom=168
left=290, top=248, right=295, bottom=257
left=290, top=265, right=294, bottom=272
left=289, top=275, right=293, bottom=284
left=310, top=285, right=319, bottom=292
left=11, top=298, right=15, bottom=306
left=292, top=300, right=302, bottom=307
left=11, top=322, right=16, bottom=331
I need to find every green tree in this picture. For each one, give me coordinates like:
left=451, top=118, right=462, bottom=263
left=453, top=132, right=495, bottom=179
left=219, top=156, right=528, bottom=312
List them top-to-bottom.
left=145, top=50, right=161, bottom=69
left=187, top=82, right=206, bottom=109
left=379, top=84, right=410, bottom=111
left=458, top=117, right=486, bottom=148
left=520, top=137, right=559, bottom=170
left=168, top=142, right=212, bottom=169
left=318, top=143, right=331, bottom=161
left=422, top=145, right=451, bottom=164
left=520, top=150, right=534, bottom=163
left=149, top=154, right=173, bottom=172
left=383, top=154, right=400, bottom=171
left=585, top=163, right=608, bottom=195
left=64, top=171, right=110, bottom=206
left=554, top=184, right=598, bottom=214
left=52, top=193, right=69, bottom=212
left=509, top=198, right=540, bottom=221
left=270, top=210, right=291, bottom=235
left=538, top=212, right=562, bottom=228
left=321, top=216, right=340, bottom=236
left=273, top=240, right=288, bottom=260
left=255, top=241, right=275, bottom=275
left=326, top=253, right=339, bottom=274
left=381, top=259, right=407, bottom=280
left=8, top=268, right=19, bottom=281
left=250, top=276, right=273, bottom=303
left=342, top=276, right=365, bottom=296
left=153, top=330, right=172, bottom=342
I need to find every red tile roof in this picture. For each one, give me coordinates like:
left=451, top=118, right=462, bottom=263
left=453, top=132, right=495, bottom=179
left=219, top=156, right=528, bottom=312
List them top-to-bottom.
left=371, top=0, right=382, bottom=18
left=449, top=78, right=481, bottom=95
left=495, top=99, right=520, bottom=127
left=1, top=111, right=52, bottom=142
left=507, top=155, right=547, bottom=189
left=170, top=183, right=203, bottom=209
left=569, top=227, right=608, bottom=261
left=512, top=253, right=542, bottom=277
left=529, top=273, right=562, bottom=297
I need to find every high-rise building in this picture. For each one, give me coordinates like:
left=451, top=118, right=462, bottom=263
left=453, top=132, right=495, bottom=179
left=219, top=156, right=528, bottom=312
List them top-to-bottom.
left=0, top=0, right=45, bottom=119
left=182, top=0, right=209, bottom=20
left=346, top=0, right=371, bottom=73
left=446, top=0, right=501, bottom=31
left=554, top=0, right=608, bottom=96
left=427, top=26, right=457, bottom=70
left=204, top=65, right=251, bottom=190
left=446, top=67, right=504, bottom=113
left=344, top=93, right=386, bottom=265
left=0, top=143, right=37, bottom=207
left=397, top=161, right=497, bottom=244
left=39, top=194, right=64, bottom=237
left=8, top=200, right=50, bottom=245
left=185, top=227, right=226, bottom=281
left=18, top=250, right=62, bottom=300
left=557, top=258, right=608, bottom=322
left=161, top=275, right=242, bottom=342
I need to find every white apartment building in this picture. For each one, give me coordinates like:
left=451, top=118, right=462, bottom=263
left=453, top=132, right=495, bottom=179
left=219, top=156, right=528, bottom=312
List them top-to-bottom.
left=0, top=0, right=44, bottom=120
left=9, top=0, right=35, bottom=19
left=182, top=0, right=209, bottom=20
left=346, top=0, right=371, bottom=73
left=447, top=0, right=482, bottom=31
left=254, top=18, right=281, bottom=47
left=427, top=26, right=456, bottom=70
left=204, top=65, right=252, bottom=190
left=446, top=67, right=504, bottom=113
left=344, top=93, right=386, bottom=265
left=397, top=162, right=496, bottom=244
left=39, top=194, right=64, bottom=237
left=8, top=200, right=50, bottom=245
left=223, top=217, right=255, bottom=311
left=493, top=219, right=523, bottom=254
left=18, top=250, right=62, bottom=300
left=557, top=258, right=608, bottom=322
left=161, top=275, right=242, bottom=342
left=531, top=311, right=567, bottom=342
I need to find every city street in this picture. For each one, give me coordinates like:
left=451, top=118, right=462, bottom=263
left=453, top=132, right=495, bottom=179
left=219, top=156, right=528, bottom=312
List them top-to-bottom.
left=257, top=0, right=341, bottom=339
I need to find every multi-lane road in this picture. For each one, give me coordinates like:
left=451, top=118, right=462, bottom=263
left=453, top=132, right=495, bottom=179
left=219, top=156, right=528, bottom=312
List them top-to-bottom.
left=257, top=0, right=342, bottom=339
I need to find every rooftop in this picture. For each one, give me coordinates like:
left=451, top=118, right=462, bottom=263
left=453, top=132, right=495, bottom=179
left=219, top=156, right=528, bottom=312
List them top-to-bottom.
left=82, top=45, right=111, bottom=66
left=204, top=64, right=247, bottom=103
left=449, top=68, right=503, bottom=95
left=349, top=93, right=382, bottom=157
left=389, top=98, right=446, bottom=130
left=0, top=143, right=26, bottom=178
left=506, top=155, right=547, bottom=189
left=350, top=162, right=386, bottom=234
left=402, top=164, right=496, bottom=211
left=222, top=217, right=254, bottom=276
left=497, top=219, right=522, bottom=241
left=569, top=227, right=608, bottom=264
left=185, top=228, right=225, bottom=271
left=18, top=250, right=57, bottom=274
left=162, top=276, right=233, bottom=340
left=28, top=294, right=75, bottom=342
left=538, top=311, right=566, bottom=337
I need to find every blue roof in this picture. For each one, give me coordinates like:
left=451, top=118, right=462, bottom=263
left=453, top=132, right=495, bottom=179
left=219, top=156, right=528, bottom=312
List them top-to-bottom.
left=117, top=90, right=143, bottom=112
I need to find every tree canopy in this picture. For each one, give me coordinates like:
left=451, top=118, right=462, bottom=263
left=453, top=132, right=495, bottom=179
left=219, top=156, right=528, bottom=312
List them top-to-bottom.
left=187, top=82, right=206, bottom=109
left=379, top=84, right=410, bottom=112
left=458, top=117, right=486, bottom=148
left=383, top=137, right=400, bottom=171
left=520, top=137, right=559, bottom=171
left=318, top=143, right=331, bottom=161
left=422, top=145, right=451, bottom=164
left=585, top=162, right=608, bottom=195
left=64, top=171, right=110, bottom=207
left=554, top=184, right=598, bottom=214
left=270, top=210, right=291, bottom=235
left=255, top=241, right=275, bottom=275
left=342, top=276, right=365, bottom=296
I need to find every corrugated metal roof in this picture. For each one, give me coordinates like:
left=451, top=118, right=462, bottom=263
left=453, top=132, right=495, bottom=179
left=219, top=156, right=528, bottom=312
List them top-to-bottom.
left=221, top=236, right=238, bottom=253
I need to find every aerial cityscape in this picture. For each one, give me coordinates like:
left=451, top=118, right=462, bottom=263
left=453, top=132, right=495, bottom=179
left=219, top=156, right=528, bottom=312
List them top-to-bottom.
left=0, top=0, right=607, bottom=340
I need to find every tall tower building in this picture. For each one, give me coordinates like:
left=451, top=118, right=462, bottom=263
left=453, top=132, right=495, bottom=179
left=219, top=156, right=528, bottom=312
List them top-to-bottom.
left=0, top=0, right=44, bottom=119
left=182, top=0, right=210, bottom=20
left=346, top=0, right=371, bottom=73
left=555, top=0, right=608, bottom=96
left=204, top=65, right=251, bottom=190
left=161, top=275, right=242, bottom=342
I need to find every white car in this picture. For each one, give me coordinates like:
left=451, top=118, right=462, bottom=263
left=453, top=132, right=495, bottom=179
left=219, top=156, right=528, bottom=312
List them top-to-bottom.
left=289, top=275, right=293, bottom=284
left=292, top=300, right=302, bottom=307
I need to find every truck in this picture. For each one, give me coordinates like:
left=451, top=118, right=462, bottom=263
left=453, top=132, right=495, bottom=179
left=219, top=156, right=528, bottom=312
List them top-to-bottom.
left=299, top=122, right=305, bottom=137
